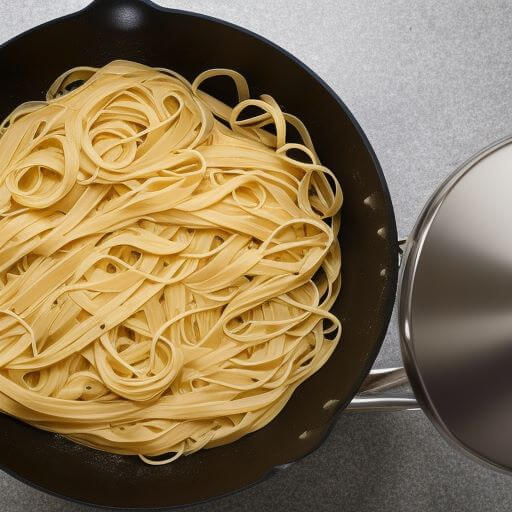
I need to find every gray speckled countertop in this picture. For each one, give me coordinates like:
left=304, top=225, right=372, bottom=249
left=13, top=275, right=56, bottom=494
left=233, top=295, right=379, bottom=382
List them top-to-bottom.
left=1, top=1, right=512, bottom=510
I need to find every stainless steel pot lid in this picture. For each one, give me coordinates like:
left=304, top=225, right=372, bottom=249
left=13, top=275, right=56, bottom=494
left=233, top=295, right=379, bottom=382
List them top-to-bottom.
left=399, top=135, right=512, bottom=472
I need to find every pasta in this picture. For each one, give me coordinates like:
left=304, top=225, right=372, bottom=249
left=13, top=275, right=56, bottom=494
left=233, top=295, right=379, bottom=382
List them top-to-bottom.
left=0, top=60, right=342, bottom=463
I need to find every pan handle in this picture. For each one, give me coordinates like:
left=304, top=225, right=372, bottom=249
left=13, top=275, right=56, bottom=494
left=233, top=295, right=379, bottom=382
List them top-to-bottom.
left=345, top=239, right=419, bottom=412
left=346, top=367, right=419, bottom=412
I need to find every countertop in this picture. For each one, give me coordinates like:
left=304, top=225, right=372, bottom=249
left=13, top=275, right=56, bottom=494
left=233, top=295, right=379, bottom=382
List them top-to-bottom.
left=1, top=1, right=511, bottom=510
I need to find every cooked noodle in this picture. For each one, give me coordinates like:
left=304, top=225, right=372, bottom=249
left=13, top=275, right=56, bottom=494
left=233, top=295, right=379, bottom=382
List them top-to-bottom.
left=0, top=60, right=342, bottom=463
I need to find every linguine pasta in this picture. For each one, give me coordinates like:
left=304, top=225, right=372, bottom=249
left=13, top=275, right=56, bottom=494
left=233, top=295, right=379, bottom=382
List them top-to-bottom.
left=0, top=60, right=342, bottom=464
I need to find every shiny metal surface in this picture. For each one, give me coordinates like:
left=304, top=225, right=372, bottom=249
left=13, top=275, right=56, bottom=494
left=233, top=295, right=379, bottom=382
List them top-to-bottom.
left=399, top=135, right=512, bottom=472
left=346, top=242, right=417, bottom=413
left=347, top=367, right=419, bottom=412
left=359, top=367, right=409, bottom=394
left=347, top=394, right=418, bottom=412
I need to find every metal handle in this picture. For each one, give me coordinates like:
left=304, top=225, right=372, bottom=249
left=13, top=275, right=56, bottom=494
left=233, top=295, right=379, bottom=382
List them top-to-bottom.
left=344, top=237, right=420, bottom=413
left=346, top=367, right=419, bottom=412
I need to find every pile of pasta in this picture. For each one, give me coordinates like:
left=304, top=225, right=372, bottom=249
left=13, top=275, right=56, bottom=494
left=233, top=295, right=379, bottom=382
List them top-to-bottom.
left=0, top=60, right=342, bottom=463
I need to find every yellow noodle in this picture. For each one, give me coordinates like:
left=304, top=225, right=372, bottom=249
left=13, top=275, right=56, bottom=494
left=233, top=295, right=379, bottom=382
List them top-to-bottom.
left=0, top=60, right=342, bottom=464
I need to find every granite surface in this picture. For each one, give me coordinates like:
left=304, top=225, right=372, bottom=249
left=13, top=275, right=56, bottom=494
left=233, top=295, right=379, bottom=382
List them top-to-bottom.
left=1, top=0, right=512, bottom=510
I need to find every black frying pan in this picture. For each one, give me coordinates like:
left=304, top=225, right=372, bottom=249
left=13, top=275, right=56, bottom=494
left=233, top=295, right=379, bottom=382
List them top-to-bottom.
left=0, top=0, right=398, bottom=508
